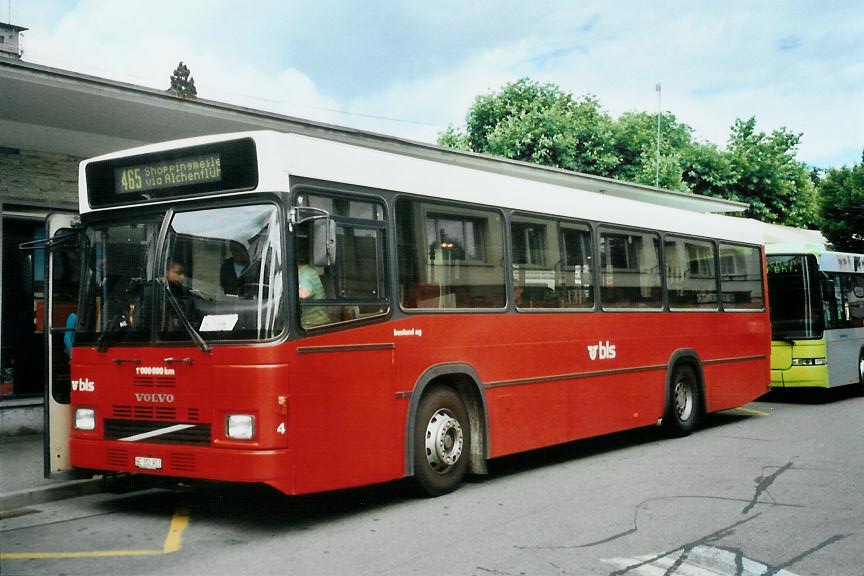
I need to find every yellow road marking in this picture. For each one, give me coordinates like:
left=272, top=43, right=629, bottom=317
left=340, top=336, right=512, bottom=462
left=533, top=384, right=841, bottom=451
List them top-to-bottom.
left=734, top=406, right=770, bottom=417
left=0, top=507, right=189, bottom=560
left=163, top=507, right=190, bottom=553
left=0, top=549, right=163, bottom=559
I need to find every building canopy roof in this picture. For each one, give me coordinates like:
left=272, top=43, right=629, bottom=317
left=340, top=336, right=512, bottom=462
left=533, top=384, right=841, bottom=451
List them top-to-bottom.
left=0, top=21, right=28, bottom=32
left=0, top=58, right=748, bottom=214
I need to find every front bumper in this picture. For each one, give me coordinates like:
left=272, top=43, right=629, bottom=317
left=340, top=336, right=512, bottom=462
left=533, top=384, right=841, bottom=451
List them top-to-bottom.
left=770, top=365, right=829, bottom=388
left=70, top=438, right=295, bottom=490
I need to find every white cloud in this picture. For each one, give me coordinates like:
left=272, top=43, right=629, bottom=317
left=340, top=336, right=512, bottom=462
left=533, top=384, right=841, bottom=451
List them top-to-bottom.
left=15, top=0, right=864, bottom=167
left=21, top=0, right=342, bottom=124
left=344, top=2, right=863, bottom=166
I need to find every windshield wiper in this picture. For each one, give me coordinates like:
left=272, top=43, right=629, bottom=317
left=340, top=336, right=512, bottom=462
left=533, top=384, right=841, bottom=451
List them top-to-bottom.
left=157, top=277, right=211, bottom=353
left=96, top=310, right=127, bottom=352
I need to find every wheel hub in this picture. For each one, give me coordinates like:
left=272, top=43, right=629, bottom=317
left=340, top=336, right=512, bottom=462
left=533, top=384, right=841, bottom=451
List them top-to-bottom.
left=674, top=379, right=694, bottom=421
left=424, top=409, right=464, bottom=473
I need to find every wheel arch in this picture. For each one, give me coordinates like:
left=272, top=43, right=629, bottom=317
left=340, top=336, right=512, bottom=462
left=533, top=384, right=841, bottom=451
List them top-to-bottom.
left=665, top=349, right=707, bottom=417
left=404, top=363, right=489, bottom=478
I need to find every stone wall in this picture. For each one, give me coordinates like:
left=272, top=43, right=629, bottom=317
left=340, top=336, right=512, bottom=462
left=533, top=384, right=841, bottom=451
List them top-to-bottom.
left=0, top=147, right=80, bottom=208
left=1, top=147, right=80, bottom=435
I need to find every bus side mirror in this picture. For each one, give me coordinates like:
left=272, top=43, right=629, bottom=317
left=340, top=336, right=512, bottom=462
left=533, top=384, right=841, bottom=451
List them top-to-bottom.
left=312, top=218, right=336, bottom=267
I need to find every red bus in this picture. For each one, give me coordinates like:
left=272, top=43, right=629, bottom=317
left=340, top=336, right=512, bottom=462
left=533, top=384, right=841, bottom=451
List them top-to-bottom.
left=48, top=131, right=770, bottom=496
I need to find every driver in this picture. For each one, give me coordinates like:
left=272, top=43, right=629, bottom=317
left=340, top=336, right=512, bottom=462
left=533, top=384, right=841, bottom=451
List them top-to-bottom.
left=220, top=241, right=249, bottom=296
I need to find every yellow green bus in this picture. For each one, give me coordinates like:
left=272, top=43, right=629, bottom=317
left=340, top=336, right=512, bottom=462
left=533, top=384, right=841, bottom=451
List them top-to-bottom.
left=767, top=243, right=864, bottom=390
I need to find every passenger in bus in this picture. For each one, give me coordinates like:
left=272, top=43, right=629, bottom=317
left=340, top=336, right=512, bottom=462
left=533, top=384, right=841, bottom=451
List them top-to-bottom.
left=220, top=241, right=250, bottom=296
left=297, top=250, right=329, bottom=327
left=513, top=282, right=524, bottom=308
left=64, top=312, right=77, bottom=357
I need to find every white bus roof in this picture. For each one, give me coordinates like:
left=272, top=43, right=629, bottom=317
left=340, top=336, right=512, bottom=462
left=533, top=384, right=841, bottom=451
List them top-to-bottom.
left=80, top=130, right=765, bottom=245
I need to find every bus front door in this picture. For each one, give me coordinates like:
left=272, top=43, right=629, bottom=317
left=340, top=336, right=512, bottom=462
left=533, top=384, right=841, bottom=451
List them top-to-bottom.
left=44, top=213, right=80, bottom=477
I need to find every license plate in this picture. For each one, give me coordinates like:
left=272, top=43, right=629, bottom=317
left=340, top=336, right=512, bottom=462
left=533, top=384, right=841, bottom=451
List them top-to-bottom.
left=134, top=456, right=162, bottom=470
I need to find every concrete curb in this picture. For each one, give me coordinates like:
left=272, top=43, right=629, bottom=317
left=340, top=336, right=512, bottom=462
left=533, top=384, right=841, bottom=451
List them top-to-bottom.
left=0, top=478, right=103, bottom=513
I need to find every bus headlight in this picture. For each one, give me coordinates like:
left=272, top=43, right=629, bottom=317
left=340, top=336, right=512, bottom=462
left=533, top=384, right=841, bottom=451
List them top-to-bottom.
left=791, top=358, right=826, bottom=366
left=74, top=408, right=96, bottom=431
left=226, top=414, right=255, bottom=440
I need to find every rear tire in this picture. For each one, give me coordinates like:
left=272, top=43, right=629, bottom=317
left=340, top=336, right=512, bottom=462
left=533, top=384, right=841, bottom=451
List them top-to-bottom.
left=857, top=350, right=864, bottom=395
left=663, top=365, right=700, bottom=437
left=413, top=387, right=470, bottom=497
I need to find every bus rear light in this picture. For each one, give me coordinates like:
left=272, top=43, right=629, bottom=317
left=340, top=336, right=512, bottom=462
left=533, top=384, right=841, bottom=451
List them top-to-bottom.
left=791, top=358, right=826, bottom=366
left=74, top=408, right=96, bottom=431
left=226, top=414, right=256, bottom=440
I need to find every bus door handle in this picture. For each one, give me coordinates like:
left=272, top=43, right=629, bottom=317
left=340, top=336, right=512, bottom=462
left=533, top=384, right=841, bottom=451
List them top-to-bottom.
left=163, top=357, right=194, bottom=365
left=112, top=358, right=142, bottom=365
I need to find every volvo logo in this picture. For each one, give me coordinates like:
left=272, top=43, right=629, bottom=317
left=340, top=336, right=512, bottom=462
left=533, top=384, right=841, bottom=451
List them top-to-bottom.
left=134, top=393, right=175, bottom=403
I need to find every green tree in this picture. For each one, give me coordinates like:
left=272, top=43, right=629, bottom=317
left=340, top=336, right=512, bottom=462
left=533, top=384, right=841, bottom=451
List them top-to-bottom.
left=168, top=61, right=197, bottom=99
left=440, top=78, right=620, bottom=176
left=440, top=80, right=823, bottom=230
left=613, top=111, right=693, bottom=190
left=725, top=117, right=819, bottom=227
left=437, top=125, right=470, bottom=151
left=680, top=141, right=737, bottom=199
left=819, top=152, right=864, bottom=252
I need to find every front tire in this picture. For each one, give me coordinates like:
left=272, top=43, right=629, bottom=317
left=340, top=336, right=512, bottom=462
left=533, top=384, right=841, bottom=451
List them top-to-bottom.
left=663, top=365, right=700, bottom=437
left=413, top=387, right=470, bottom=497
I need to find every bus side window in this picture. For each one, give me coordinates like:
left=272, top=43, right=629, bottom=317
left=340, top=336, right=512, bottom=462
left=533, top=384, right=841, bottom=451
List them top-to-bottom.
left=298, top=193, right=389, bottom=330
left=397, top=197, right=506, bottom=310
left=510, top=214, right=594, bottom=310
left=599, top=228, right=662, bottom=309
left=665, top=236, right=718, bottom=310
left=719, top=244, right=764, bottom=310
left=850, top=275, right=864, bottom=327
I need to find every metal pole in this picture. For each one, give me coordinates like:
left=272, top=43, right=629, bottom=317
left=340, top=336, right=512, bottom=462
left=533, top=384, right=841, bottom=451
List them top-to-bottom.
left=655, top=82, right=661, bottom=187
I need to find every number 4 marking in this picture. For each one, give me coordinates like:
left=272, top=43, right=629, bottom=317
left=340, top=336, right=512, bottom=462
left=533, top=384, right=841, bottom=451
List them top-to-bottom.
left=276, top=422, right=286, bottom=435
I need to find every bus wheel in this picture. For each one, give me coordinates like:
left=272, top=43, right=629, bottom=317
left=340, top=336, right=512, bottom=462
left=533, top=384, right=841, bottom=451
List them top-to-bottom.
left=857, top=350, right=864, bottom=395
left=663, top=365, right=700, bottom=437
left=413, top=387, right=470, bottom=497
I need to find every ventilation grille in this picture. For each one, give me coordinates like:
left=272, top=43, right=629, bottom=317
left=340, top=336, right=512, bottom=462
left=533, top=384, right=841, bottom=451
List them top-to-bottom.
left=133, top=375, right=176, bottom=389
left=113, top=405, right=177, bottom=421
left=103, top=420, right=211, bottom=445
left=106, top=448, right=129, bottom=468
left=170, top=453, right=197, bottom=472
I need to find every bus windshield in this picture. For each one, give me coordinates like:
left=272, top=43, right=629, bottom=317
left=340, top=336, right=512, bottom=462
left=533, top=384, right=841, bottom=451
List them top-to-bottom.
left=76, top=203, right=285, bottom=346
left=76, top=218, right=158, bottom=347
left=766, top=254, right=824, bottom=340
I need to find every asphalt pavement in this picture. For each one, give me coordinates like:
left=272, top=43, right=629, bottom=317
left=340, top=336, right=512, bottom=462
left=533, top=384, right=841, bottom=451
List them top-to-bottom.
left=0, top=433, right=101, bottom=513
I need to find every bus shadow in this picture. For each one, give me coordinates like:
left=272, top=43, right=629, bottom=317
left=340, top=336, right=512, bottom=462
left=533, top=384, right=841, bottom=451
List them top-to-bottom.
left=757, top=386, right=862, bottom=405
left=484, top=411, right=749, bottom=482
left=92, top=413, right=755, bottom=532
left=95, top=476, right=415, bottom=534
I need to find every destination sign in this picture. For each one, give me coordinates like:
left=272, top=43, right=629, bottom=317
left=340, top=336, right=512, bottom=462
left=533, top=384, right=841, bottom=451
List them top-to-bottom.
left=85, top=138, right=258, bottom=209
left=115, top=154, right=222, bottom=194
left=767, top=256, right=803, bottom=275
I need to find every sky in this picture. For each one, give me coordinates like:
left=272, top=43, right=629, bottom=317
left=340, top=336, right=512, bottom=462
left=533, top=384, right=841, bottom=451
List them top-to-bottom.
left=8, top=1, right=864, bottom=169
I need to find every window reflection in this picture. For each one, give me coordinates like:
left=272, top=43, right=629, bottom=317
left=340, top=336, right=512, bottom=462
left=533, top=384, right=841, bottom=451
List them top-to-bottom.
left=164, top=204, right=285, bottom=340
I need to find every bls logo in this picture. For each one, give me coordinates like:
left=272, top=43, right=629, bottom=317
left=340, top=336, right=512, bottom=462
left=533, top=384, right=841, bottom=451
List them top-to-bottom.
left=587, top=341, right=616, bottom=361
left=71, top=378, right=95, bottom=392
